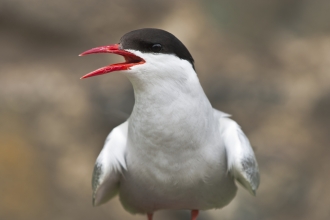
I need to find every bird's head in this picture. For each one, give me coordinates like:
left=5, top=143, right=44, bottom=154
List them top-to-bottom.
left=80, top=28, right=195, bottom=83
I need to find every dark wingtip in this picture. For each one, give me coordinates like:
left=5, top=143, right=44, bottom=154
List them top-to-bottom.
left=92, top=197, right=96, bottom=207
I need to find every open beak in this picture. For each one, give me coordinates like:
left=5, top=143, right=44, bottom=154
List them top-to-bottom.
left=79, top=44, right=145, bottom=79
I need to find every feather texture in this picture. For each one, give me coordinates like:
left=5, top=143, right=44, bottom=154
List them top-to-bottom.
left=217, top=111, right=260, bottom=195
left=92, top=121, right=128, bottom=206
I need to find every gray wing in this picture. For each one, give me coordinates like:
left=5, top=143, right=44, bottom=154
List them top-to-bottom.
left=216, top=110, right=260, bottom=195
left=92, top=121, right=128, bottom=206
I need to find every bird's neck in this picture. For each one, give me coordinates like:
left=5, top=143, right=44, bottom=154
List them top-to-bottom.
left=129, top=70, right=210, bottom=114
left=127, top=72, right=215, bottom=148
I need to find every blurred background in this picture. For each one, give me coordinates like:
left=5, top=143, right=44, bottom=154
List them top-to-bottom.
left=1, top=0, right=330, bottom=219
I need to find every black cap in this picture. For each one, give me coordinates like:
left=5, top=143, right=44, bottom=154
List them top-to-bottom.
left=120, top=28, right=194, bottom=68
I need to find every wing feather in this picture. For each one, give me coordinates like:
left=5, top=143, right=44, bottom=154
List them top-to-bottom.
left=216, top=110, right=260, bottom=195
left=92, top=121, right=128, bottom=206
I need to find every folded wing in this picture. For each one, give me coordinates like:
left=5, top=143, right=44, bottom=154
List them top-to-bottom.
left=216, top=110, right=260, bottom=195
left=92, top=121, right=128, bottom=206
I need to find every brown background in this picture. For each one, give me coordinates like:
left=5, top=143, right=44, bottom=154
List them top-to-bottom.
left=1, top=0, right=330, bottom=219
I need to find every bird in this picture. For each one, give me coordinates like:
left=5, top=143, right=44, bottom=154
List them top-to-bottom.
left=79, top=28, right=260, bottom=220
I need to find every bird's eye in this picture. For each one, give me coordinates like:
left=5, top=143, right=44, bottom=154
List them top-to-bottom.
left=151, top=44, right=162, bottom=53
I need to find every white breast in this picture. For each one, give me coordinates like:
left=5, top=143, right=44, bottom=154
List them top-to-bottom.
left=117, top=67, right=237, bottom=213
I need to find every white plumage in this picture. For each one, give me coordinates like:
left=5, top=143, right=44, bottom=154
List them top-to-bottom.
left=80, top=28, right=260, bottom=220
left=91, top=52, right=260, bottom=215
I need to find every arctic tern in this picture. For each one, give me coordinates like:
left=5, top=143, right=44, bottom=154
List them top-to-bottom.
left=79, top=28, right=260, bottom=220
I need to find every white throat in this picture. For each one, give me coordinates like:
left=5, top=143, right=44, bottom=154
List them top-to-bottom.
left=123, top=52, right=215, bottom=150
left=124, top=52, right=201, bottom=105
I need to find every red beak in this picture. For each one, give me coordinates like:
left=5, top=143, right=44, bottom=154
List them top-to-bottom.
left=79, top=44, right=145, bottom=79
